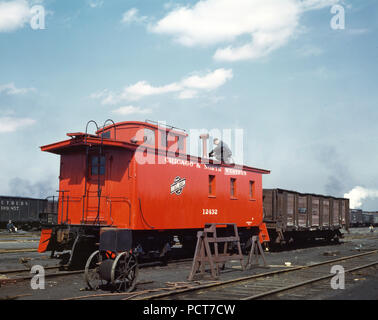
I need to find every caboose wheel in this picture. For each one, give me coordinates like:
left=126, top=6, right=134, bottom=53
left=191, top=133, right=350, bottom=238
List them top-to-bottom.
left=85, top=250, right=107, bottom=290
left=110, top=252, right=139, bottom=292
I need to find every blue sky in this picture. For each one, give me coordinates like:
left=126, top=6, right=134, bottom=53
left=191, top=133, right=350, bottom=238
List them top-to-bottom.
left=0, top=0, right=377, bottom=209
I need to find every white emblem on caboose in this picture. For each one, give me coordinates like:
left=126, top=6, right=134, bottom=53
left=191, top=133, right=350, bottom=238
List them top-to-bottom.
left=170, top=176, right=186, bottom=195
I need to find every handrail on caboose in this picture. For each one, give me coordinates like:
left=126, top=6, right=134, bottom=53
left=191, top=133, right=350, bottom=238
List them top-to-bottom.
left=101, top=119, right=117, bottom=141
left=84, top=120, right=99, bottom=143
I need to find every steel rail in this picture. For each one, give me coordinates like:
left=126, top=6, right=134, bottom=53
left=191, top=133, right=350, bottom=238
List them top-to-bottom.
left=0, top=234, right=40, bottom=237
left=0, top=239, right=39, bottom=242
left=0, top=248, right=38, bottom=254
left=136, top=249, right=378, bottom=300
left=0, top=257, right=195, bottom=282
left=242, top=260, right=378, bottom=300
left=0, top=265, right=62, bottom=275
left=0, top=269, right=85, bottom=285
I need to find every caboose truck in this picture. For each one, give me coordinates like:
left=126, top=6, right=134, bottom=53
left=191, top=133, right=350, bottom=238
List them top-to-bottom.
left=38, top=120, right=270, bottom=273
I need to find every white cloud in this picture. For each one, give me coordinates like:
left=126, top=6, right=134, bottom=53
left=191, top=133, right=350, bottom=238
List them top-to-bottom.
left=0, top=0, right=32, bottom=32
left=88, top=0, right=103, bottom=8
left=150, top=0, right=340, bottom=62
left=300, top=0, right=340, bottom=11
left=121, top=8, right=147, bottom=24
left=214, top=28, right=295, bottom=61
left=91, top=68, right=233, bottom=104
left=181, top=68, right=233, bottom=90
left=124, top=81, right=181, bottom=100
left=0, top=82, right=35, bottom=95
left=89, top=89, right=117, bottom=104
left=89, top=89, right=107, bottom=100
left=178, top=89, right=197, bottom=100
left=112, top=105, right=152, bottom=115
left=0, top=116, right=36, bottom=133
left=344, top=186, right=378, bottom=209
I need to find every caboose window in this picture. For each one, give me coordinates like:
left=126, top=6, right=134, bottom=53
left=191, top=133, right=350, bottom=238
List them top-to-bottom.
left=144, top=128, right=155, bottom=145
left=101, top=131, right=110, bottom=139
left=161, top=131, right=167, bottom=147
left=166, top=133, right=179, bottom=149
left=170, top=135, right=182, bottom=153
left=177, top=136, right=184, bottom=151
left=91, top=156, right=105, bottom=175
left=209, top=175, right=216, bottom=196
left=230, top=178, right=237, bottom=198
left=249, top=181, right=255, bottom=199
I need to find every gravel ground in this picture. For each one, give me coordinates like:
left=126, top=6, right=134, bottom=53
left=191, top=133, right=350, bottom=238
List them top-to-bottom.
left=0, top=227, right=377, bottom=300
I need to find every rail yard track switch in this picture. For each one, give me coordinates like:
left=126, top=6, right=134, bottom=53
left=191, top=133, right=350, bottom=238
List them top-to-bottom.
left=188, top=223, right=244, bottom=281
left=245, top=235, right=267, bottom=269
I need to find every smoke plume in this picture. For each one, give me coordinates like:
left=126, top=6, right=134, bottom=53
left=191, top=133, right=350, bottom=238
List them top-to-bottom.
left=317, top=146, right=351, bottom=197
left=8, top=177, right=57, bottom=199
left=344, top=186, right=378, bottom=209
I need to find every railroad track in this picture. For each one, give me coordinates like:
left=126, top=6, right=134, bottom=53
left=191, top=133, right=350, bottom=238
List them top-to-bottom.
left=0, top=234, right=40, bottom=239
left=0, top=238, right=39, bottom=242
left=0, top=248, right=38, bottom=254
left=134, top=250, right=378, bottom=300
left=2, top=251, right=377, bottom=300
left=0, top=257, right=194, bottom=285
left=0, top=265, right=62, bottom=275
left=0, top=268, right=84, bottom=285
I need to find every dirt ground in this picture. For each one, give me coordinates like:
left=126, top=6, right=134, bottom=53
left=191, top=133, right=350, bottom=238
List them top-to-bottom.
left=0, top=227, right=377, bottom=300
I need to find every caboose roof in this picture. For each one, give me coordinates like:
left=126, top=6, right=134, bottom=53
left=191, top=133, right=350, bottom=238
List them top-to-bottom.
left=97, top=120, right=188, bottom=137
left=40, top=121, right=270, bottom=175
left=40, top=134, right=138, bottom=154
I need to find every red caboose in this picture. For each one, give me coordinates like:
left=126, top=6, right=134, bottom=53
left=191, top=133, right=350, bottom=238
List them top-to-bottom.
left=38, top=120, right=270, bottom=267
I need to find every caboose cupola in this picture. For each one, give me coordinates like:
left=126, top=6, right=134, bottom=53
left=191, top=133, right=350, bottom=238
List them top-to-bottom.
left=97, top=120, right=188, bottom=154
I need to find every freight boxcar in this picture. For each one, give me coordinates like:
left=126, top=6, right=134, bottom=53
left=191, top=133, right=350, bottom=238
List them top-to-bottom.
left=263, top=189, right=349, bottom=244
left=0, top=196, right=54, bottom=230
left=39, top=196, right=59, bottom=226
left=349, top=209, right=363, bottom=227
left=362, top=213, right=374, bottom=227
left=374, top=215, right=378, bottom=226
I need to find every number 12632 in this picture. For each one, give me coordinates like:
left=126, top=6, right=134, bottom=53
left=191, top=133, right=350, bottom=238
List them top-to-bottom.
left=202, top=209, right=218, bottom=215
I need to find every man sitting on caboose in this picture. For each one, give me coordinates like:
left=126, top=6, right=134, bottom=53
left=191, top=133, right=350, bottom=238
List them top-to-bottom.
left=209, top=138, right=233, bottom=164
